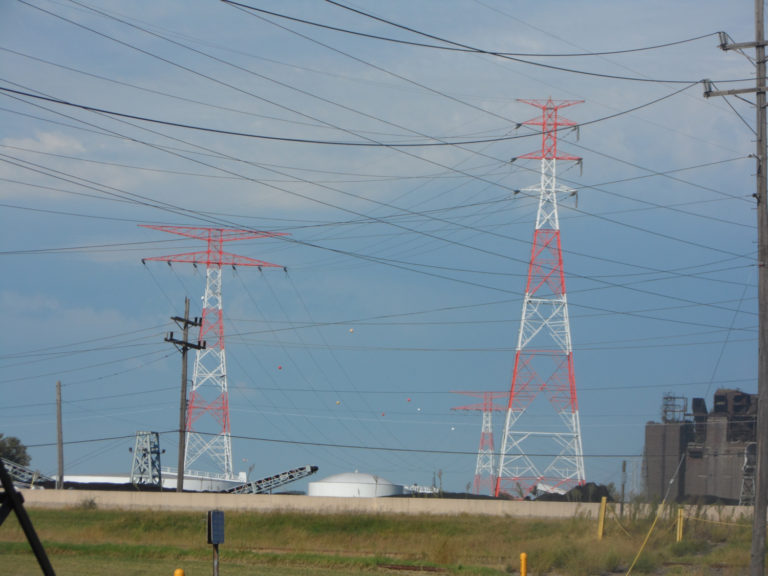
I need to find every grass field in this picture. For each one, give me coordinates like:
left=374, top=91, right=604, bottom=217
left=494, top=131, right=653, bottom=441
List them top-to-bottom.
left=0, top=502, right=755, bottom=575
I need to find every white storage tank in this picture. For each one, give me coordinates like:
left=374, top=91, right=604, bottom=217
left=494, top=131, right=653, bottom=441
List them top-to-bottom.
left=308, top=471, right=403, bottom=498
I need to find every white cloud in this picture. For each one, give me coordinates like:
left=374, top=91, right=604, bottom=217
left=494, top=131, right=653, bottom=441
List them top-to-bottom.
left=2, top=132, right=85, bottom=155
left=0, top=290, right=59, bottom=314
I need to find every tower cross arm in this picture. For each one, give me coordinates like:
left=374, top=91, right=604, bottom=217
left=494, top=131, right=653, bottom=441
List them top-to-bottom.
left=517, top=98, right=584, bottom=110
left=519, top=116, right=579, bottom=128
left=516, top=150, right=581, bottom=161
left=139, top=224, right=289, bottom=242
left=143, top=250, right=283, bottom=268
left=450, top=390, right=507, bottom=412
left=451, top=403, right=506, bottom=412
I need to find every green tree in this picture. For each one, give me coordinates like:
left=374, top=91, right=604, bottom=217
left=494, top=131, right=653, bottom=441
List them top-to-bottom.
left=0, top=434, right=30, bottom=466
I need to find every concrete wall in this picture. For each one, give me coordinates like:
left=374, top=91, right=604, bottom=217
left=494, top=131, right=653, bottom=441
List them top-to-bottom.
left=645, top=421, right=689, bottom=501
left=20, top=489, right=602, bottom=518
left=17, top=490, right=752, bottom=522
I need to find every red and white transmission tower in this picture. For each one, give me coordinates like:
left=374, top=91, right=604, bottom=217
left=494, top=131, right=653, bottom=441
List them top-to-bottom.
left=495, top=98, right=586, bottom=498
left=142, top=225, right=287, bottom=480
left=451, top=391, right=506, bottom=496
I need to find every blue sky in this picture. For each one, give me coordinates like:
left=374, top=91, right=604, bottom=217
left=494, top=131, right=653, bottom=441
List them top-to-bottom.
left=0, top=0, right=758, bottom=494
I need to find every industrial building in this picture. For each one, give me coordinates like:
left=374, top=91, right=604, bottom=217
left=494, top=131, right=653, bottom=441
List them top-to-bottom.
left=644, top=389, right=756, bottom=504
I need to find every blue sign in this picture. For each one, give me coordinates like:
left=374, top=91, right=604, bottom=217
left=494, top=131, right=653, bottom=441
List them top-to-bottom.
left=207, top=510, right=224, bottom=545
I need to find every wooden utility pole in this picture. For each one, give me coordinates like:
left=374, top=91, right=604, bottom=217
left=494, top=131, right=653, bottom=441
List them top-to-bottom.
left=753, top=1, right=768, bottom=571
left=705, top=4, right=767, bottom=571
left=166, top=297, right=204, bottom=493
left=56, top=380, right=63, bottom=490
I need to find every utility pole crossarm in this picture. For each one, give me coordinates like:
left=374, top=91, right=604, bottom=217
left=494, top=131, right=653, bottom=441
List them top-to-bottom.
left=718, top=32, right=768, bottom=51
left=703, top=79, right=767, bottom=98
left=171, top=314, right=202, bottom=327
left=166, top=332, right=206, bottom=351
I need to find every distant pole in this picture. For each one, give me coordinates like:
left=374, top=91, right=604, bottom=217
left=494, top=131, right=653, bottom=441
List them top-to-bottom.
left=166, top=297, right=204, bottom=493
left=177, top=298, right=190, bottom=493
left=56, top=380, right=63, bottom=490
left=620, top=460, right=627, bottom=518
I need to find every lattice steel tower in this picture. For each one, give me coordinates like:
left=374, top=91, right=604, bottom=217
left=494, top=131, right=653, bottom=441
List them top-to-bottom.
left=495, top=99, right=586, bottom=498
left=142, top=226, right=286, bottom=480
left=451, top=391, right=506, bottom=496
left=130, top=431, right=162, bottom=488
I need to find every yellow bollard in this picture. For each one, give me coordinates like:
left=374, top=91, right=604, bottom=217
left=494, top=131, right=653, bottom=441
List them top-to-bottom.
left=597, top=495, right=607, bottom=540
left=676, top=508, right=684, bottom=543
left=520, top=552, right=527, bottom=576
left=174, top=569, right=185, bottom=576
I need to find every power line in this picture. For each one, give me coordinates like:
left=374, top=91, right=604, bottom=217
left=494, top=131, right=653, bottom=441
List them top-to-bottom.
left=9, top=0, right=748, bottom=239
left=11, top=0, right=750, bottom=220
left=44, top=0, right=742, bottom=202
left=219, top=0, right=719, bottom=59
left=222, top=0, right=752, bottom=241
left=226, top=0, right=749, bottom=85
left=9, top=1, right=756, bottom=328
left=0, top=45, right=337, bottom=134
left=0, top=83, right=702, bottom=148
left=0, top=85, right=523, bottom=147
left=1, top=136, right=752, bottom=324
left=1, top=152, right=751, bottom=236
left=0, top=323, right=169, bottom=360
left=0, top=350, right=171, bottom=386
left=2, top=373, right=755, bottom=412
left=0, top=386, right=177, bottom=411
left=23, top=428, right=643, bottom=458
left=25, top=432, right=174, bottom=449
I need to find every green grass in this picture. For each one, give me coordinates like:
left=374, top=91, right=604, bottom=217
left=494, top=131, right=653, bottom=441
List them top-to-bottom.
left=0, top=505, right=755, bottom=575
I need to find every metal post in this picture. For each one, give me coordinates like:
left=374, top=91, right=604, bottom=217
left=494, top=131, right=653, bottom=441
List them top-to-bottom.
left=752, top=0, right=768, bottom=573
left=56, top=381, right=63, bottom=490
left=620, top=459, right=626, bottom=518
left=207, top=509, right=224, bottom=576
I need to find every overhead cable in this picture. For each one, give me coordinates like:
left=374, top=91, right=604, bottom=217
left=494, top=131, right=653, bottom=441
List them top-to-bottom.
left=221, top=0, right=718, bottom=58
left=222, top=0, right=748, bottom=85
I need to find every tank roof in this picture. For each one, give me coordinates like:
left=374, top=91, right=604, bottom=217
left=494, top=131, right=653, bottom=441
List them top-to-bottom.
left=318, top=471, right=393, bottom=485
